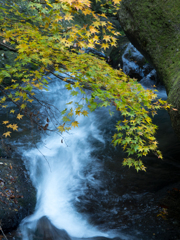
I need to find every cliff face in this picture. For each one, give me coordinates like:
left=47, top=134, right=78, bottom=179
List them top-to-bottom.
left=118, top=0, right=180, bottom=138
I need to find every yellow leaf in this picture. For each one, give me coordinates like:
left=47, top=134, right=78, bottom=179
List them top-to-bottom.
left=112, top=0, right=121, bottom=4
left=46, top=2, right=53, bottom=8
left=100, top=13, right=108, bottom=19
left=64, top=14, right=73, bottom=21
left=93, top=21, right=101, bottom=28
left=101, top=21, right=107, bottom=26
left=89, top=26, right=99, bottom=34
left=103, top=35, right=111, bottom=42
left=102, top=43, right=109, bottom=50
left=1, top=96, right=6, bottom=102
left=14, top=98, right=20, bottom=102
left=27, top=99, right=34, bottom=103
left=21, top=103, right=26, bottom=109
left=2, top=105, right=7, bottom=108
left=10, top=109, right=15, bottom=114
left=82, top=110, right=88, bottom=117
left=17, top=113, right=23, bottom=120
left=2, top=121, right=9, bottom=125
left=71, top=121, right=79, bottom=128
left=6, top=124, right=13, bottom=128
left=12, top=124, right=18, bottom=131
left=57, top=125, right=65, bottom=132
left=3, top=131, right=11, bottom=138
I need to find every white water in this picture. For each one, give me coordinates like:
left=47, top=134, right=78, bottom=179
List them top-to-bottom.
left=122, top=43, right=167, bottom=100
left=18, top=66, right=168, bottom=240
left=19, top=74, right=111, bottom=239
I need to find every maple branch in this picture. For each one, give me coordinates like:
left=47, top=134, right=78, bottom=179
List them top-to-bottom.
left=0, top=40, right=94, bottom=91
left=0, top=42, right=17, bottom=52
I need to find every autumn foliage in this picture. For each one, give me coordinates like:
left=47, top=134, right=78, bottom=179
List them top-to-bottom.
left=0, top=0, right=169, bottom=171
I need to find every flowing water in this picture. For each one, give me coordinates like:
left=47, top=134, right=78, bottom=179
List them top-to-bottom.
left=2, top=71, right=180, bottom=240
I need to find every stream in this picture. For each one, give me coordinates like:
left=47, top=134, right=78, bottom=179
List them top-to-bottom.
left=1, top=69, right=180, bottom=240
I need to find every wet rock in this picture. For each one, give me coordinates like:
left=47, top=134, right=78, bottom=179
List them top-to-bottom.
left=108, top=35, right=129, bottom=70
left=122, top=43, right=155, bottom=81
left=84, top=48, right=106, bottom=59
left=0, top=158, right=36, bottom=232
left=31, top=216, right=71, bottom=240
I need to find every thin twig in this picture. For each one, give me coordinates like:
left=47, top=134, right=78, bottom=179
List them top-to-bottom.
left=0, top=225, right=8, bottom=240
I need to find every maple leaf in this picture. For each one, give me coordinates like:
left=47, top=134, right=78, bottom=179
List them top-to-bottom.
left=82, top=8, right=91, bottom=16
left=64, top=14, right=73, bottom=21
left=55, top=16, right=63, bottom=22
left=93, top=21, right=101, bottom=28
left=101, top=21, right=107, bottom=27
left=89, top=26, right=99, bottom=34
left=103, top=35, right=111, bottom=42
left=110, top=41, right=117, bottom=47
left=87, top=42, right=95, bottom=48
left=102, top=43, right=109, bottom=50
left=1, top=96, right=6, bottom=102
left=21, top=103, right=26, bottom=109
left=82, top=110, right=88, bottom=117
left=17, top=113, right=23, bottom=120
left=62, top=116, right=71, bottom=122
left=2, top=121, right=9, bottom=125
left=71, top=121, right=79, bottom=128
left=6, top=124, right=13, bottom=128
left=11, top=124, right=18, bottom=131
left=57, top=125, right=65, bottom=132
left=3, top=131, right=11, bottom=138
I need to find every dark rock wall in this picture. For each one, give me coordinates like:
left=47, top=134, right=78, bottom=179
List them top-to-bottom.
left=118, top=0, right=180, bottom=138
left=0, top=158, right=36, bottom=232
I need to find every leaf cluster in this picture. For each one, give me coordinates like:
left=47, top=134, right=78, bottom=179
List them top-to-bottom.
left=0, top=0, right=171, bottom=171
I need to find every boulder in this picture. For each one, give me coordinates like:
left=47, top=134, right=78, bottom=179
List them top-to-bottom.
left=118, top=0, right=180, bottom=138
left=0, top=158, right=36, bottom=232
left=26, top=216, right=71, bottom=240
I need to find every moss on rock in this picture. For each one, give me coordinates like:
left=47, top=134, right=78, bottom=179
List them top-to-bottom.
left=118, top=0, right=180, bottom=138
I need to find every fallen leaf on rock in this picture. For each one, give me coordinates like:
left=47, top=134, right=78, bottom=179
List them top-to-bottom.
left=10, top=195, right=15, bottom=199
left=17, top=195, right=23, bottom=198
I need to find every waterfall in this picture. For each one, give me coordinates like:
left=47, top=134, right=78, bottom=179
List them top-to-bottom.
left=15, top=68, right=179, bottom=240
left=19, top=74, right=111, bottom=239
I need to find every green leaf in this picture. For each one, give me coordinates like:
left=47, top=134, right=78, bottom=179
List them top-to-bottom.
left=62, top=116, right=71, bottom=122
